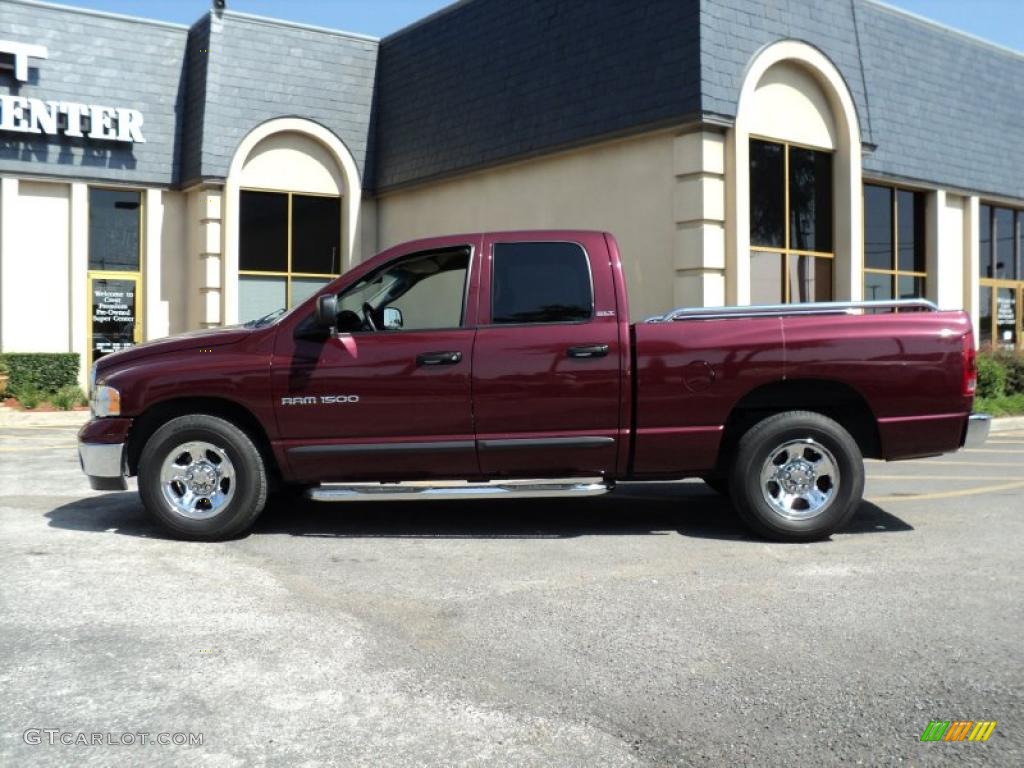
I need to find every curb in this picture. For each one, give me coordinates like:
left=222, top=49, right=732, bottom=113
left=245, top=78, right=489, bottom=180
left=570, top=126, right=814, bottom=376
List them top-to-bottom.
left=0, top=409, right=90, bottom=428
left=990, top=415, right=1024, bottom=433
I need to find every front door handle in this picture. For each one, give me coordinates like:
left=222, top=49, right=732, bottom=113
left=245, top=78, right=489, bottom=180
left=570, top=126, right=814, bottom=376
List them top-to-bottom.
left=567, top=344, right=609, bottom=359
left=417, top=351, right=463, bottom=366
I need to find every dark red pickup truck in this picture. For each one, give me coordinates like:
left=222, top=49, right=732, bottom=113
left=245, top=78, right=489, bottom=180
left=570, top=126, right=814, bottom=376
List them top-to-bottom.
left=79, top=230, right=989, bottom=542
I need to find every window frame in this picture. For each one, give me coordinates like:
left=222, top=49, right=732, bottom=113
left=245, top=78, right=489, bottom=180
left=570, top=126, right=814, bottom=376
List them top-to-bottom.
left=749, top=136, right=835, bottom=303
left=862, top=181, right=928, bottom=301
left=86, top=185, right=145, bottom=370
left=238, top=186, right=343, bottom=312
left=978, top=202, right=1024, bottom=351
left=487, top=240, right=596, bottom=326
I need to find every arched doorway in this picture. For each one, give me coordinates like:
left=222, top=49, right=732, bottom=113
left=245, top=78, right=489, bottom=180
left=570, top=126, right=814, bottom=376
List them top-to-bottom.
left=727, top=42, right=863, bottom=305
left=223, top=118, right=361, bottom=325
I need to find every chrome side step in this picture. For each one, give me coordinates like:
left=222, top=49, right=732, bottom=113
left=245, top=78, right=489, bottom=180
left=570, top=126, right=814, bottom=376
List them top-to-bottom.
left=306, top=478, right=611, bottom=503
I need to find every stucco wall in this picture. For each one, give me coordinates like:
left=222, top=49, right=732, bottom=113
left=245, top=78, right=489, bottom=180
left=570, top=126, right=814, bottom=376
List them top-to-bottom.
left=375, top=131, right=679, bottom=321
left=1, top=180, right=71, bottom=353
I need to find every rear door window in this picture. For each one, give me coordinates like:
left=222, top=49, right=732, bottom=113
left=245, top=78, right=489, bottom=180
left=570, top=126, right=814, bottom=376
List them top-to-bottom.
left=491, top=242, right=593, bottom=324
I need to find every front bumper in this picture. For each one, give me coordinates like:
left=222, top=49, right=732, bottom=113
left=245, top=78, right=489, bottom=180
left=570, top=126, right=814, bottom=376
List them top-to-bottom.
left=964, top=413, right=992, bottom=449
left=78, top=442, right=128, bottom=491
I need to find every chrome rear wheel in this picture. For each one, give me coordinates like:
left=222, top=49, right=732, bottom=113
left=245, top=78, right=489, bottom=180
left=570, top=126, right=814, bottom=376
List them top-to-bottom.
left=758, top=438, right=839, bottom=520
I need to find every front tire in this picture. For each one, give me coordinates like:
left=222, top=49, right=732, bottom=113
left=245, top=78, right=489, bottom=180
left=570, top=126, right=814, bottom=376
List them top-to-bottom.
left=729, top=411, right=864, bottom=542
left=138, top=415, right=268, bottom=541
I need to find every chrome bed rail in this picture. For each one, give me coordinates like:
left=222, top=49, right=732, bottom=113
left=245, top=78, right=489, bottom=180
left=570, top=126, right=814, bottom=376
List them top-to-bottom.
left=644, top=299, right=940, bottom=323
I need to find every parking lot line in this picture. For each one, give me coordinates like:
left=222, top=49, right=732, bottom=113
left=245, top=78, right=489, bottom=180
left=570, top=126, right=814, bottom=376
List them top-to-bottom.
left=0, top=444, right=76, bottom=452
left=960, top=448, right=1024, bottom=454
left=867, top=459, right=1022, bottom=468
left=867, top=474, right=1008, bottom=481
left=869, top=479, right=1024, bottom=503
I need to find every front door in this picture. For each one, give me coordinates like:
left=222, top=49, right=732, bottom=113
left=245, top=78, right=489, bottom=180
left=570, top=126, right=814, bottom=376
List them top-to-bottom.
left=472, top=235, right=624, bottom=478
left=273, top=240, right=481, bottom=483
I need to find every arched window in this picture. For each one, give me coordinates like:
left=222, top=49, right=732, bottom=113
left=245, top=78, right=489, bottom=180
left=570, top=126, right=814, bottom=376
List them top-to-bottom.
left=728, top=43, right=862, bottom=306
left=224, top=119, right=362, bottom=326
left=236, top=132, right=345, bottom=322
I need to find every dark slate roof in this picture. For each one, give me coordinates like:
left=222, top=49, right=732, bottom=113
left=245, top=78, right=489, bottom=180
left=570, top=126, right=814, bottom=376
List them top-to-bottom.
left=0, top=0, right=188, bottom=186
left=371, top=0, right=702, bottom=192
left=376, top=0, right=1024, bottom=201
left=699, top=0, right=873, bottom=144
left=857, top=1, right=1024, bottom=200
left=181, top=10, right=378, bottom=187
left=179, top=13, right=211, bottom=186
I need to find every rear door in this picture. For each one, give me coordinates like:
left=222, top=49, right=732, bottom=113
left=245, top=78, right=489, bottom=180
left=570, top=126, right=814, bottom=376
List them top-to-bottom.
left=472, top=233, right=623, bottom=477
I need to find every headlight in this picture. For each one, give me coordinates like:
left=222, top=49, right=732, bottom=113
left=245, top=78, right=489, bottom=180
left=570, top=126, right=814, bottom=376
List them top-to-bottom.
left=88, top=363, right=97, bottom=396
left=91, top=385, right=121, bottom=418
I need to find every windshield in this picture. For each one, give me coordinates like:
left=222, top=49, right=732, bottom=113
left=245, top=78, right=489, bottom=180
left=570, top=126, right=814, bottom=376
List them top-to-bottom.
left=243, top=307, right=287, bottom=328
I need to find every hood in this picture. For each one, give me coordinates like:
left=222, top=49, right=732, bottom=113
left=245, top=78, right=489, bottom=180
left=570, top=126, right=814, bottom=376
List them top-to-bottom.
left=95, top=325, right=256, bottom=373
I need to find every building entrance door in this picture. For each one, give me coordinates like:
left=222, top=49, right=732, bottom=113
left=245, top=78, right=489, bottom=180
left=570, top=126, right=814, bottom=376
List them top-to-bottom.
left=88, top=274, right=142, bottom=365
left=980, top=281, right=1022, bottom=351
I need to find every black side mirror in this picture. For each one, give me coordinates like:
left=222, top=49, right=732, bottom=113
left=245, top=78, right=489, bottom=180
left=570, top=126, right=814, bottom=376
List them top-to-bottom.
left=314, top=295, right=338, bottom=329
left=335, top=310, right=363, bottom=333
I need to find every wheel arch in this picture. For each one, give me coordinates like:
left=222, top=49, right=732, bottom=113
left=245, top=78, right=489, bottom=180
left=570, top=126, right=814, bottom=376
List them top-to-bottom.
left=715, top=378, right=881, bottom=472
left=126, top=397, right=279, bottom=483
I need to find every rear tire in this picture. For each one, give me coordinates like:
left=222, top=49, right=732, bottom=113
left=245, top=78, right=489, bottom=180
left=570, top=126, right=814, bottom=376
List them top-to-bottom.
left=729, top=411, right=863, bottom=542
left=138, top=415, right=268, bottom=541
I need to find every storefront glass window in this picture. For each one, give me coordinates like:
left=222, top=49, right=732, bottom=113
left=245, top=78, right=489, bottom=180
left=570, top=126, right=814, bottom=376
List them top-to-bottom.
left=750, top=139, right=833, bottom=303
left=750, top=140, right=784, bottom=249
left=788, top=147, right=832, bottom=254
left=862, top=183, right=927, bottom=301
left=89, top=189, right=141, bottom=271
left=239, top=190, right=342, bottom=322
left=978, top=204, right=1023, bottom=350
left=979, top=204, right=992, bottom=278
left=995, top=207, right=1015, bottom=280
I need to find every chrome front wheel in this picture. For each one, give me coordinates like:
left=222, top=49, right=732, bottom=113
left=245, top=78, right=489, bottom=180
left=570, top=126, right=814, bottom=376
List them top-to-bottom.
left=138, top=415, right=268, bottom=541
left=758, top=439, right=839, bottom=520
left=159, top=441, right=235, bottom=520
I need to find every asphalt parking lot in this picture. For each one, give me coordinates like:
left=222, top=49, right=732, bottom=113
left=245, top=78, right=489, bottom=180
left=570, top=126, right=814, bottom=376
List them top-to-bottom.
left=1, top=418, right=1022, bottom=766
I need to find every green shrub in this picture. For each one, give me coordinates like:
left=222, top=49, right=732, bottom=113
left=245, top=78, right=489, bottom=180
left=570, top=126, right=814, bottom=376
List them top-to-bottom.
left=0, top=353, right=80, bottom=395
left=1000, top=353, right=1024, bottom=396
left=976, top=354, right=1007, bottom=399
left=0, top=358, right=9, bottom=376
left=15, top=385, right=42, bottom=410
left=51, top=385, right=86, bottom=411
left=975, top=393, right=1024, bottom=417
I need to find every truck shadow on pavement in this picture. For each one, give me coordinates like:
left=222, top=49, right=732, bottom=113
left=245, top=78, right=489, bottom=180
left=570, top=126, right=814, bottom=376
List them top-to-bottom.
left=45, top=483, right=913, bottom=542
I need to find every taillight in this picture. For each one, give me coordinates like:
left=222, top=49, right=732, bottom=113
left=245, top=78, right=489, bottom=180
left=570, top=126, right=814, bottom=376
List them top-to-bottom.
left=962, top=332, right=977, bottom=397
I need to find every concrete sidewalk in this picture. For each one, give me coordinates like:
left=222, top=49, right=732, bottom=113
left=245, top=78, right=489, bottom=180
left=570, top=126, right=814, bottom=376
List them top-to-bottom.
left=991, top=415, right=1024, bottom=433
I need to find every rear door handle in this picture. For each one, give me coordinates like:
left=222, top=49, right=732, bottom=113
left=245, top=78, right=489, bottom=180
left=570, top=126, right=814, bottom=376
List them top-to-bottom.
left=567, top=344, right=609, bottom=359
left=416, top=351, right=463, bottom=366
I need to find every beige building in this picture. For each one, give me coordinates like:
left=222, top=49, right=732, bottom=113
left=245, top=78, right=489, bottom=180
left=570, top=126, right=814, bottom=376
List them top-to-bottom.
left=1, top=0, right=1022, bottom=385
